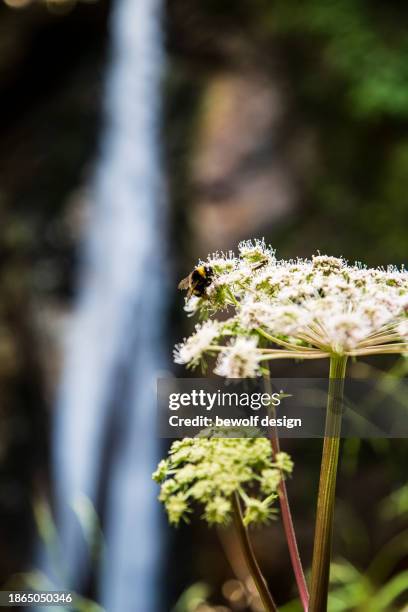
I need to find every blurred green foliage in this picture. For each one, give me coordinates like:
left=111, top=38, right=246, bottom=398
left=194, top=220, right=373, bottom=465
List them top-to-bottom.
left=271, top=0, right=408, bottom=119
left=280, top=486, right=408, bottom=611
left=9, top=497, right=105, bottom=612
left=280, top=560, right=408, bottom=612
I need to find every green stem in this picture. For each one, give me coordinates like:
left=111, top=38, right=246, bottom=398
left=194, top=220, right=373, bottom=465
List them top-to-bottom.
left=310, top=355, right=348, bottom=611
left=232, top=493, right=278, bottom=612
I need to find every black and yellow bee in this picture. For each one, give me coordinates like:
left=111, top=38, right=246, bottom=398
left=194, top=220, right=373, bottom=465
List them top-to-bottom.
left=178, top=257, right=269, bottom=299
left=178, top=265, right=214, bottom=298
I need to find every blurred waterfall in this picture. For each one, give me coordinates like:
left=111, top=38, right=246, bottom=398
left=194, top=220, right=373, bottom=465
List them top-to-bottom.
left=52, top=0, right=166, bottom=610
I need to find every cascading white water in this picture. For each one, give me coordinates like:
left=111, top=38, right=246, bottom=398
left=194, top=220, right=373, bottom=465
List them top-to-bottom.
left=53, top=0, right=166, bottom=609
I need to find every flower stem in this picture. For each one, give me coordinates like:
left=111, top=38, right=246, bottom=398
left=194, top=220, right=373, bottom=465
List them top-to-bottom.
left=310, top=355, right=348, bottom=611
left=263, top=375, right=309, bottom=611
left=271, top=436, right=310, bottom=611
left=232, top=493, right=277, bottom=612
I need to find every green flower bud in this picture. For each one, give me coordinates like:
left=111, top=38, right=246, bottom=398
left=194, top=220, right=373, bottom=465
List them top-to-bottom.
left=153, top=432, right=293, bottom=528
left=275, top=452, right=294, bottom=473
left=152, top=459, right=169, bottom=483
left=175, top=464, right=196, bottom=485
left=261, top=468, right=281, bottom=494
left=158, top=478, right=180, bottom=502
left=165, top=493, right=190, bottom=526
left=204, top=496, right=232, bottom=525
left=243, top=498, right=273, bottom=526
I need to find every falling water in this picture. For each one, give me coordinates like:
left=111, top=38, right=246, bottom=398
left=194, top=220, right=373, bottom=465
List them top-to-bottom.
left=53, top=0, right=166, bottom=610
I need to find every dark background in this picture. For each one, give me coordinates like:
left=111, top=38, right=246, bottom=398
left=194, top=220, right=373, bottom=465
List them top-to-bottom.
left=0, top=1, right=407, bottom=610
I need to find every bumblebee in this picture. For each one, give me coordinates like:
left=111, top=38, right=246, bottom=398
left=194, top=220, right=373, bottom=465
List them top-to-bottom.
left=178, top=257, right=269, bottom=299
left=178, top=265, right=214, bottom=298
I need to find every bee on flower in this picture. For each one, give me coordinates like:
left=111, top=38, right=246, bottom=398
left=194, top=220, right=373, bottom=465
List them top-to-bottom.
left=175, top=239, right=408, bottom=376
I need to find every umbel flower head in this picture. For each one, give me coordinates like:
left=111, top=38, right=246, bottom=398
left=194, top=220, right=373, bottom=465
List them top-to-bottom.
left=175, top=240, right=408, bottom=376
left=153, top=431, right=293, bottom=527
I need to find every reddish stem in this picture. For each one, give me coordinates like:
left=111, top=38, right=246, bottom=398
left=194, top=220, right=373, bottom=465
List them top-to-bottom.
left=263, top=373, right=309, bottom=610
left=269, top=431, right=310, bottom=612
left=232, top=493, right=277, bottom=612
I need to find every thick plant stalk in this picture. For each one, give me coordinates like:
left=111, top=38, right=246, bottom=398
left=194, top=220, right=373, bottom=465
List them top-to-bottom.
left=310, top=355, right=348, bottom=611
left=264, top=375, right=309, bottom=611
left=232, top=493, right=278, bottom=612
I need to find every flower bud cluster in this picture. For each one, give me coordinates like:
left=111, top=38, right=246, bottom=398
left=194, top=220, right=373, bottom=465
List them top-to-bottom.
left=153, top=432, right=293, bottom=527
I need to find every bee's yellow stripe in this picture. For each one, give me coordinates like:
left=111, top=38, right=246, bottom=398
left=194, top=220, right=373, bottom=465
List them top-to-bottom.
left=196, top=266, right=206, bottom=278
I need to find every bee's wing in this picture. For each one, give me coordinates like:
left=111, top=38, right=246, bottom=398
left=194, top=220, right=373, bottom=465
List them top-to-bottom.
left=252, top=258, right=268, bottom=271
left=178, top=276, right=191, bottom=290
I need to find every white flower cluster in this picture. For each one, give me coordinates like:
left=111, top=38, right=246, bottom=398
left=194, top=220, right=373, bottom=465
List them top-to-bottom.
left=175, top=240, right=408, bottom=376
left=174, top=320, right=219, bottom=367
left=214, top=337, right=261, bottom=378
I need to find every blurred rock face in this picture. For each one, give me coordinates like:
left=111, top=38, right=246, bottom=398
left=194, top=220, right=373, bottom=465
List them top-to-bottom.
left=191, top=72, right=297, bottom=253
